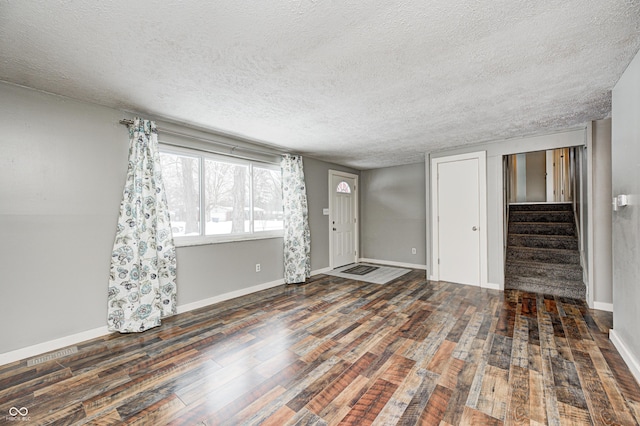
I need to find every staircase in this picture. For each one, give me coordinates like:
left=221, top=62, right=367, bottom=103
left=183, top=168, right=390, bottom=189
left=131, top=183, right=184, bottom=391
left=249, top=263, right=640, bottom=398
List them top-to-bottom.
left=505, top=203, right=585, bottom=299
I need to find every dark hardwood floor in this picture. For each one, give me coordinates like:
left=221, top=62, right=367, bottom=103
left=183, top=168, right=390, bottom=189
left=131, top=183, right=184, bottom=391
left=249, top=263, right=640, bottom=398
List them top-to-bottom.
left=1, top=270, right=639, bottom=425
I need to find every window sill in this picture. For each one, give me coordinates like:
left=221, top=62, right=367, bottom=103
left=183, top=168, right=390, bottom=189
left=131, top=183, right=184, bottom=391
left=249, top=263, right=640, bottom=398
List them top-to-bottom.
left=173, top=232, right=284, bottom=248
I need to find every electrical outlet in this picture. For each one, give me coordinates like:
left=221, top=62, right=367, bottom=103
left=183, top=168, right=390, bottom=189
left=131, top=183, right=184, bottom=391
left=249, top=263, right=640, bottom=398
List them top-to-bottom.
left=411, top=248, right=417, bottom=255
left=255, top=263, right=261, bottom=272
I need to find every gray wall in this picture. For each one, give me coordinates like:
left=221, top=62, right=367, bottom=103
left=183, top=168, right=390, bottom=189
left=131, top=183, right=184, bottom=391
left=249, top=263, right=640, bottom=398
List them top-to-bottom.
left=612, top=51, right=640, bottom=365
left=0, top=82, right=354, bottom=355
left=0, top=82, right=127, bottom=354
left=592, top=119, right=612, bottom=305
left=427, top=129, right=586, bottom=287
left=525, top=151, right=546, bottom=202
left=303, top=157, right=359, bottom=271
left=360, top=162, right=426, bottom=266
left=176, top=239, right=284, bottom=303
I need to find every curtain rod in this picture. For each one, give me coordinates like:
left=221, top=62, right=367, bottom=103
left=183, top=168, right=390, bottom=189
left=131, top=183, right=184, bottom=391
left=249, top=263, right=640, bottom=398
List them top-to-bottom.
left=119, top=119, right=287, bottom=158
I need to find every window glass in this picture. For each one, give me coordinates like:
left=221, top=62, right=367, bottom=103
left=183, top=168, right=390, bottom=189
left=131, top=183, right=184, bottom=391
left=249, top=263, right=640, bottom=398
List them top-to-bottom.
left=159, top=147, right=283, bottom=244
left=160, top=152, right=200, bottom=236
left=205, top=159, right=249, bottom=235
left=253, top=167, right=284, bottom=232
left=336, top=181, right=351, bottom=193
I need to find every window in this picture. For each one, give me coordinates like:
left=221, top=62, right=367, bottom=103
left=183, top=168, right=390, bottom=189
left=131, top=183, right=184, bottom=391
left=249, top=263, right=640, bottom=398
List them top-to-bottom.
left=160, top=147, right=283, bottom=245
left=336, top=181, right=351, bottom=193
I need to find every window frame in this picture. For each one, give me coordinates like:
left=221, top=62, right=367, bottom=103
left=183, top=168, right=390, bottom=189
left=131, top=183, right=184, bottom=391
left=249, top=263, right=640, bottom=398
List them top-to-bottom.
left=160, top=145, right=284, bottom=247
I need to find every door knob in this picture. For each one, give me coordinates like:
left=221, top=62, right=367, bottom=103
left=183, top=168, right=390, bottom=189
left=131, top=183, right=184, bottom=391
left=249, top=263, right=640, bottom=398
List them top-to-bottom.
left=472, top=226, right=478, bottom=231
left=333, top=228, right=336, bottom=231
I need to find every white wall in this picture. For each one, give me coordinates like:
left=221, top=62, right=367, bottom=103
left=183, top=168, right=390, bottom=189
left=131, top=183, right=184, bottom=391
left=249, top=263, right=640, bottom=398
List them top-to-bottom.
left=611, top=50, right=640, bottom=381
left=0, top=82, right=356, bottom=360
left=426, top=129, right=586, bottom=288
left=360, top=162, right=426, bottom=267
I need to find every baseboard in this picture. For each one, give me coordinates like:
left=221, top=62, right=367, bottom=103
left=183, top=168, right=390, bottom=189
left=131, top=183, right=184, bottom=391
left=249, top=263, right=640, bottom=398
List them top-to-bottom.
left=358, top=258, right=427, bottom=270
left=0, top=261, right=449, bottom=366
left=311, top=266, right=332, bottom=275
left=180, top=268, right=338, bottom=315
left=1, top=273, right=317, bottom=367
left=425, top=275, right=500, bottom=291
left=177, top=278, right=285, bottom=314
left=593, top=301, right=614, bottom=312
left=0, top=326, right=110, bottom=367
left=610, top=329, right=640, bottom=386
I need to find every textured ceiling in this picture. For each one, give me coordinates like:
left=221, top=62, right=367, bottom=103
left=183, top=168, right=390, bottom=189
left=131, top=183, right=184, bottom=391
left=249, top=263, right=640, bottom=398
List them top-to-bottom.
left=1, top=1, right=639, bottom=169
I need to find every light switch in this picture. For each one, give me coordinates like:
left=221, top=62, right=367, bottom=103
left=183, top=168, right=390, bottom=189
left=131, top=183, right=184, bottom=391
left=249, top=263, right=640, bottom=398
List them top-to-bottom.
left=323, top=208, right=329, bottom=215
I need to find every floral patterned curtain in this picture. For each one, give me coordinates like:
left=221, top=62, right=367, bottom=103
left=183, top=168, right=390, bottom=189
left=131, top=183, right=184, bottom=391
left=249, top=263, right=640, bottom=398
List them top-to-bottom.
left=107, top=118, right=177, bottom=333
left=282, top=154, right=311, bottom=284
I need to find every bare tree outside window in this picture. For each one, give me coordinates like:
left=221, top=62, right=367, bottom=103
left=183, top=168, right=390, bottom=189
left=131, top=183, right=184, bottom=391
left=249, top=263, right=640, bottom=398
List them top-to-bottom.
left=160, top=149, right=282, bottom=241
left=159, top=153, right=200, bottom=236
left=180, top=157, right=200, bottom=234
left=204, top=160, right=230, bottom=222
left=231, top=165, right=248, bottom=233
left=253, top=167, right=283, bottom=231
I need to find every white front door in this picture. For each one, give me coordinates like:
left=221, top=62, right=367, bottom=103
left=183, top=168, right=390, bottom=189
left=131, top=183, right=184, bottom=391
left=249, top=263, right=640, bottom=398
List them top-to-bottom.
left=432, top=152, right=487, bottom=287
left=330, top=171, right=358, bottom=268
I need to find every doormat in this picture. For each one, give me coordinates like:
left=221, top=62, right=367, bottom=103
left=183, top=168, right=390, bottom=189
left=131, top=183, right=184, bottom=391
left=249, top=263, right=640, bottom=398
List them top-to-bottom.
left=326, top=263, right=411, bottom=285
left=342, top=265, right=379, bottom=275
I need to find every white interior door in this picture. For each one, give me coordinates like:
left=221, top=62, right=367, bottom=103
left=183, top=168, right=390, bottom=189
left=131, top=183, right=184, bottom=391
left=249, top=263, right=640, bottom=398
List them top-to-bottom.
left=434, top=155, right=484, bottom=286
left=330, top=172, right=357, bottom=268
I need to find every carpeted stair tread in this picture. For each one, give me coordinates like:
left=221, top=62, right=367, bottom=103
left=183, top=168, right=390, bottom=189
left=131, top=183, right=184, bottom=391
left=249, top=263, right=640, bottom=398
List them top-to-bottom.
left=509, top=203, right=573, bottom=212
left=509, top=211, right=574, bottom=223
left=508, top=222, right=576, bottom=236
left=508, top=233, right=577, bottom=239
left=507, top=234, right=578, bottom=250
left=506, top=246, right=580, bottom=264
left=506, top=258, right=583, bottom=268
left=505, top=259, right=583, bottom=281
left=504, top=275, right=584, bottom=290
left=505, top=276, right=586, bottom=299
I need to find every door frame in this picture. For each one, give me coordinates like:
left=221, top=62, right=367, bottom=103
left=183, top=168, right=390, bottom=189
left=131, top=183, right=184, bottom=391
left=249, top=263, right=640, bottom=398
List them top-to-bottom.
left=430, top=151, right=488, bottom=287
left=328, top=170, right=359, bottom=269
